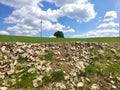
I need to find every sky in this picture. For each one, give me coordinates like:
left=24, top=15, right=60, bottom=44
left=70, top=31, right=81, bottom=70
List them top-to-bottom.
left=0, top=0, right=120, bottom=38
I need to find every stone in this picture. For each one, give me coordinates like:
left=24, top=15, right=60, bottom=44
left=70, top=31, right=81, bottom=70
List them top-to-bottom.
left=1, top=46, right=6, bottom=53
left=16, top=49, right=24, bottom=53
left=111, top=49, right=117, bottom=54
left=75, top=61, right=85, bottom=70
left=36, top=65, right=42, bottom=70
left=46, top=66, right=52, bottom=73
left=28, top=68, right=36, bottom=73
left=7, top=69, right=14, bottom=75
left=0, top=72, right=5, bottom=79
left=37, top=75, right=43, bottom=81
left=64, top=75, right=70, bottom=81
left=73, top=77, right=79, bottom=83
left=117, top=77, right=120, bottom=81
left=86, top=78, right=90, bottom=82
left=32, top=79, right=39, bottom=88
left=110, top=80, right=115, bottom=84
left=77, top=82, right=84, bottom=87
left=56, top=83, right=66, bottom=89
left=61, top=84, right=66, bottom=89
left=91, top=84, right=99, bottom=90
left=112, top=85, right=117, bottom=89
left=0, top=87, right=8, bottom=90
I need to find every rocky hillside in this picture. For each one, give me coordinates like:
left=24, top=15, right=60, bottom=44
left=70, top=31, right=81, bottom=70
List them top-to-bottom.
left=0, top=42, right=120, bottom=90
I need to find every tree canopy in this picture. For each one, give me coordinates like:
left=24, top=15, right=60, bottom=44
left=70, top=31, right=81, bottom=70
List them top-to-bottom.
left=54, top=31, right=64, bottom=38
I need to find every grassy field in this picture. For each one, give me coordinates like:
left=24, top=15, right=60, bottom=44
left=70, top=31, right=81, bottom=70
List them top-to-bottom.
left=0, top=35, right=120, bottom=43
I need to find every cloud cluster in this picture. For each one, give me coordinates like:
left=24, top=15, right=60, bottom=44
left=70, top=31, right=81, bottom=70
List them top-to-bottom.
left=0, top=0, right=96, bottom=36
left=0, top=0, right=41, bottom=8
left=47, top=0, right=96, bottom=22
left=72, top=11, right=119, bottom=38
left=103, top=11, right=117, bottom=22
left=0, top=30, right=10, bottom=35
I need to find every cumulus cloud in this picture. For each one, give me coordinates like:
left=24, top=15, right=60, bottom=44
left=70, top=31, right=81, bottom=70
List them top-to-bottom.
left=0, top=0, right=96, bottom=36
left=0, top=0, right=41, bottom=8
left=47, top=0, right=96, bottom=22
left=47, top=0, right=87, bottom=7
left=72, top=10, right=119, bottom=38
left=103, top=11, right=117, bottom=22
left=97, top=22, right=118, bottom=29
left=72, top=29, right=118, bottom=38
left=0, top=30, right=10, bottom=35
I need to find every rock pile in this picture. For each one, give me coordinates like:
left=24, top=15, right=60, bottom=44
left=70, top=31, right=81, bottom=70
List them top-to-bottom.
left=0, top=42, right=120, bottom=90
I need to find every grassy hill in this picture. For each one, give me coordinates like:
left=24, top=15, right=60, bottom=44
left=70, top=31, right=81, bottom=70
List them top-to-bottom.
left=0, top=35, right=120, bottom=43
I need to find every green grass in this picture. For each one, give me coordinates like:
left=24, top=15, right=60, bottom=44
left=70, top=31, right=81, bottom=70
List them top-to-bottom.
left=0, top=35, right=120, bottom=43
left=40, top=51, right=54, bottom=60
left=51, top=69, right=65, bottom=81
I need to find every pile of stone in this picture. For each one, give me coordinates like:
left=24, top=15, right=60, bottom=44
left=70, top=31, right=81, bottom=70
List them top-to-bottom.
left=0, top=42, right=120, bottom=90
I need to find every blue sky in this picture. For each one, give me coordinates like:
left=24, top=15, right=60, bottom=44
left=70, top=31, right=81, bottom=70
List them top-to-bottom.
left=0, top=0, right=119, bottom=38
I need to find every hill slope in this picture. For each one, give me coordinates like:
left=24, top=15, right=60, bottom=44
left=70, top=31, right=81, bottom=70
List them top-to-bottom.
left=0, top=41, right=120, bottom=90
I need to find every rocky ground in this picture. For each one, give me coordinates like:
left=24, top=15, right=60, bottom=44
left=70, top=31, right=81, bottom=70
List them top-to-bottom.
left=0, top=42, right=120, bottom=90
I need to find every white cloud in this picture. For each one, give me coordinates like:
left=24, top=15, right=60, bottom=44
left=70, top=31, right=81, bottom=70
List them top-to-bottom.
left=0, top=0, right=42, bottom=8
left=0, top=0, right=96, bottom=36
left=47, top=0, right=96, bottom=22
left=47, top=0, right=87, bottom=7
left=60, top=3, right=96, bottom=22
left=72, top=10, right=119, bottom=38
left=103, top=11, right=117, bottom=22
left=97, top=22, right=118, bottom=29
left=72, top=29, right=118, bottom=38
left=0, top=30, right=10, bottom=35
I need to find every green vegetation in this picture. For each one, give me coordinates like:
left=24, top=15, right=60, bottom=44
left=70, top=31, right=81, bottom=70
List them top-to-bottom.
left=54, top=31, right=64, bottom=38
left=1, top=35, right=120, bottom=43
left=40, top=51, right=54, bottom=60
left=65, top=53, right=72, bottom=61
left=0, top=54, right=4, bottom=60
left=17, top=56, right=27, bottom=64
left=107, top=62, right=120, bottom=78
left=77, top=64, right=104, bottom=77
left=9, top=68, right=37, bottom=89
left=51, top=69, right=65, bottom=81
left=41, top=74, right=51, bottom=86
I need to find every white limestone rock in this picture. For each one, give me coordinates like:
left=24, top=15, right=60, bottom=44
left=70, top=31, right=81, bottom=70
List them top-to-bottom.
left=77, top=82, right=84, bottom=87
left=91, top=84, right=99, bottom=90
left=0, top=87, right=8, bottom=90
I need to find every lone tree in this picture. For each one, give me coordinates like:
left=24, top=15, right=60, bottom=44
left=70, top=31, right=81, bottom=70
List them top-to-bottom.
left=54, top=31, right=64, bottom=38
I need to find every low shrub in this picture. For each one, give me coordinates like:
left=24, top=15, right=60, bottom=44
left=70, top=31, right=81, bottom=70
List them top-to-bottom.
left=41, top=51, right=54, bottom=60
left=51, top=69, right=65, bottom=81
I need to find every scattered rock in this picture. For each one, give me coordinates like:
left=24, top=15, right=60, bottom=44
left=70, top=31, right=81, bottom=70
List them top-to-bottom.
left=0, top=42, right=120, bottom=90
left=6, top=69, right=14, bottom=75
left=117, top=77, right=120, bottom=81
left=32, top=79, right=39, bottom=88
left=77, top=82, right=84, bottom=87
left=91, top=84, right=99, bottom=90
left=112, top=85, right=117, bottom=89
left=0, top=87, right=8, bottom=90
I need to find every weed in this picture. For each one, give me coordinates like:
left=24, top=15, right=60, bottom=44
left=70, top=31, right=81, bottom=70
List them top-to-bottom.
left=90, top=47, right=99, bottom=55
left=106, top=50, right=114, bottom=60
left=41, top=51, right=54, bottom=60
left=0, top=54, right=4, bottom=60
left=65, top=54, right=72, bottom=61
left=79, top=55, right=85, bottom=59
left=18, top=56, right=27, bottom=64
left=107, top=62, right=120, bottom=78
left=78, top=64, right=105, bottom=77
left=12, top=68, right=37, bottom=89
left=51, top=69, right=65, bottom=81
left=77, top=70, right=86, bottom=77
left=42, top=74, right=51, bottom=85
left=0, top=78, right=3, bottom=85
